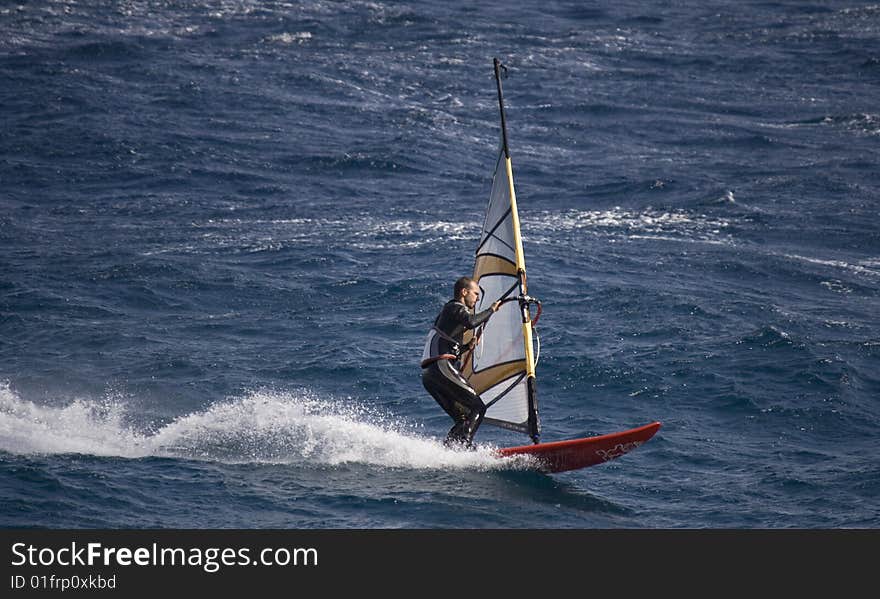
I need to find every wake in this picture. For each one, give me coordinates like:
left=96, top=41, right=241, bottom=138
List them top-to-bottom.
left=0, top=383, right=531, bottom=471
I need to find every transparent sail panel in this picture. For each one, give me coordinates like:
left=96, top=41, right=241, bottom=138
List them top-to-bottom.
left=466, top=147, right=534, bottom=435
left=477, top=152, right=516, bottom=262
left=472, top=275, right=524, bottom=372
left=483, top=377, right=530, bottom=430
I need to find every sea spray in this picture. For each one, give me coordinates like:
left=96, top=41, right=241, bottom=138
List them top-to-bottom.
left=0, top=384, right=531, bottom=471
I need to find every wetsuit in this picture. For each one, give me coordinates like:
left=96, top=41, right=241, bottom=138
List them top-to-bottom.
left=420, top=299, right=495, bottom=447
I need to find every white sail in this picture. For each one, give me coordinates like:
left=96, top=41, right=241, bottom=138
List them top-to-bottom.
left=461, top=59, right=540, bottom=441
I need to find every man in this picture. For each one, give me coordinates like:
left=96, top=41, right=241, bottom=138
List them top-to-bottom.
left=421, top=276, right=501, bottom=448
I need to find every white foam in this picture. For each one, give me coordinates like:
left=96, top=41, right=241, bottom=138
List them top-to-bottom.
left=265, top=32, right=313, bottom=45
left=523, top=208, right=734, bottom=246
left=0, top=384, right=530, bottom=471
left=0, top=386, right=145, bottom=457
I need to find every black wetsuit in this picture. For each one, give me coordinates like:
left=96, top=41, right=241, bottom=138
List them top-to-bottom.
left=420, top=299, right=495, bottom=447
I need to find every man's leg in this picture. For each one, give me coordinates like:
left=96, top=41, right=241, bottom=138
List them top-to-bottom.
left=436, top=360, right=486, bottom=448
left=422, top=363, right=486, bottom=448
left=422, top=365, right=459, bottom=420
left=461, top=405, right=486, bottom=447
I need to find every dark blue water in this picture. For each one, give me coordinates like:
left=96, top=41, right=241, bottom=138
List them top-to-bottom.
left=2, top=0, right=878, bottom=528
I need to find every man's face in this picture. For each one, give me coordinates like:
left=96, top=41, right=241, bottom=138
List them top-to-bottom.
left=462, top=283, right=480, bottom=309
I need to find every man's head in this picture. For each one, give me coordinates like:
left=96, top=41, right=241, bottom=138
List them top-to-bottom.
left=454, top=276, right=481, bottom=309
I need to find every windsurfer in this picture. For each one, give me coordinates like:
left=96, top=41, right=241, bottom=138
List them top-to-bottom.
left=421, top=277, right=501, bottom=448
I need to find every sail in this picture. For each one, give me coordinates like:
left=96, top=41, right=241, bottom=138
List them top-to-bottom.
left=461, top=59, right=540, bottom=442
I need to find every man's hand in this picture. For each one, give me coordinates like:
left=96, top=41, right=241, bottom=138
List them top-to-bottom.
left=491, top=300, right=502, bottom=312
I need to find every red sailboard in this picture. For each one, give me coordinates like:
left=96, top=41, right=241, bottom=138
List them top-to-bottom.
left=495, top=421, right=661, bottom=473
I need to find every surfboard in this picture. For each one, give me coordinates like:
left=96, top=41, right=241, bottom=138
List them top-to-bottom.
left=496, top=421, right=662, bottom=473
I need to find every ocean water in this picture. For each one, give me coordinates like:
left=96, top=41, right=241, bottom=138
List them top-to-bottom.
left=1, top=0, right=878, bottom=529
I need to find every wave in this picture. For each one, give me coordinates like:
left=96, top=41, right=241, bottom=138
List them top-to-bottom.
left=782, top=113, right=880, bottom=136
left=140, top=206, right=741, bottom=257
left=144, top=216, right=477, bottom=255
left=778, top=252, right=880, bottom=280
left=0, top=384, right=530, bottom=471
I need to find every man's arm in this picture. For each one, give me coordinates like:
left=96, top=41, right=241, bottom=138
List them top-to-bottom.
left=454, top=300, right=502, bottom=330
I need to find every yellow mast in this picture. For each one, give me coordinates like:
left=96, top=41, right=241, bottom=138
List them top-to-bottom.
left=494, top=57, right=540, bottom=442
